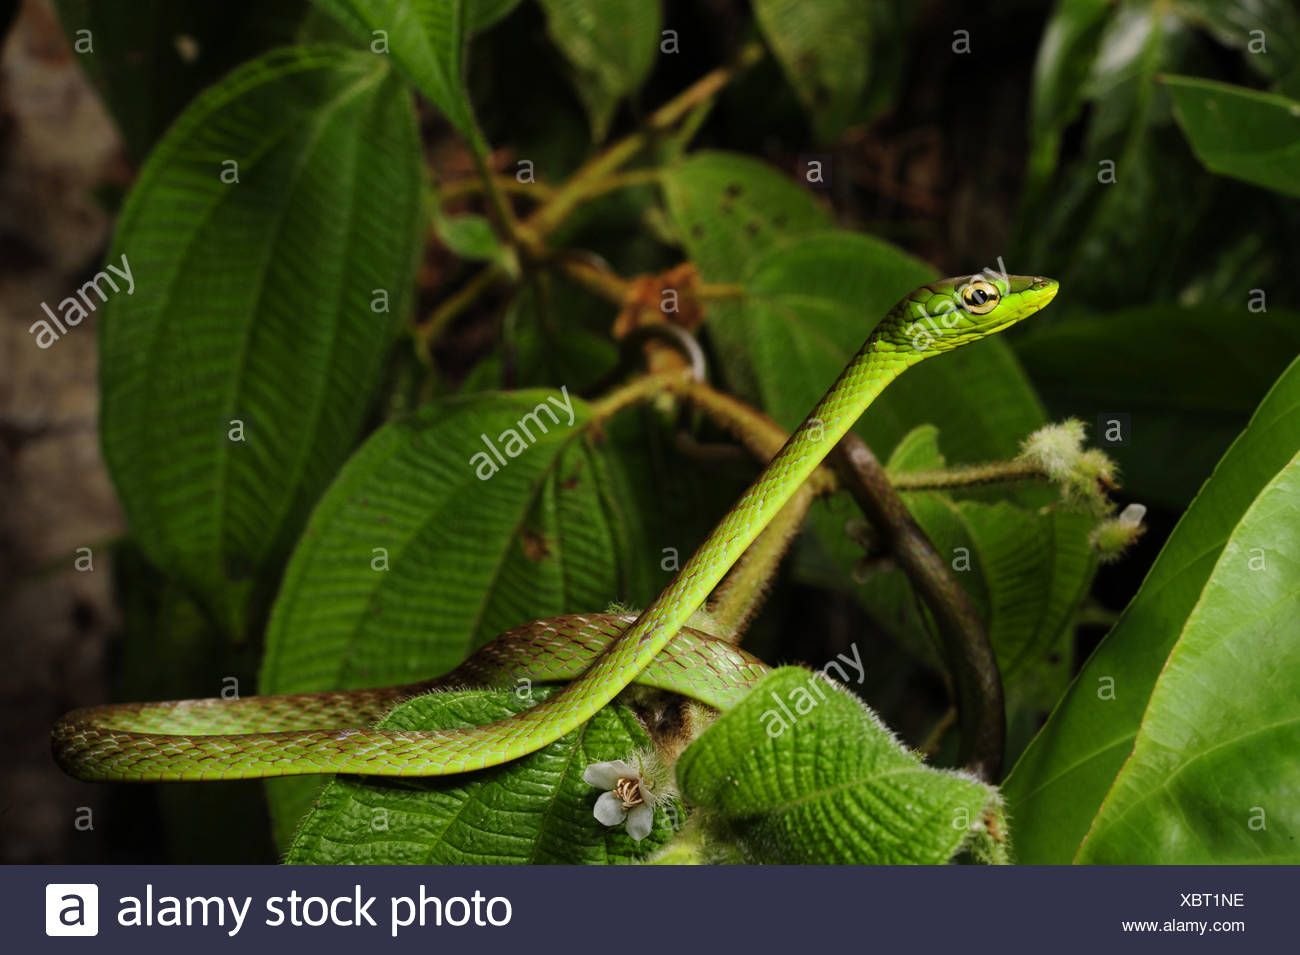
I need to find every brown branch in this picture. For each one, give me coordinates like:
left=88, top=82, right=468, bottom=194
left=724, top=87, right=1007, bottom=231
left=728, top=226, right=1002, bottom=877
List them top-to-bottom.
left=834, top=434, right=1005, bottom=782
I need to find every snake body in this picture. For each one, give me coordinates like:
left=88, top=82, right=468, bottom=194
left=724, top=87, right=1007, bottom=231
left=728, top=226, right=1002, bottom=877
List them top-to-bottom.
left=54, top=275, right=1058, bottom=782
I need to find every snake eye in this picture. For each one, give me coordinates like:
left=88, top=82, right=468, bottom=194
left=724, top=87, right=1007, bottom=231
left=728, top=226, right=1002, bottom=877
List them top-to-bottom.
left=961, top=280, right=1000, bottom=315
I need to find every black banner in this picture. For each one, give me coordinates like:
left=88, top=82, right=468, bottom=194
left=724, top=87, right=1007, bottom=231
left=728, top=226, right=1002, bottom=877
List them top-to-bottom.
left=12, top=865, right=1288, bottom=953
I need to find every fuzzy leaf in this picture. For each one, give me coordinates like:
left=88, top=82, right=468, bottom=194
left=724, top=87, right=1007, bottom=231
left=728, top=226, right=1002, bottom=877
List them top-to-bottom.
left=677, top=668, right=1004, bottom=864
left=287, top=687, right=678, bottom=863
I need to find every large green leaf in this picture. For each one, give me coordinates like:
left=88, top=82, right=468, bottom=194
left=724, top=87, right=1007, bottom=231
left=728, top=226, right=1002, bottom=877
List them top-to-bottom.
left=309, top=0, right=479, bottom=143
left=537, top=0, right=660, bottom=141
left=752, top=0, right=871, bottom=141
left=99, top=47, right=422, bottom=637
left=1163, top=75, right=1300, bottom=198
left=661, top=150, right=831, bottom=398
left=661, top=150, right=830, bottom=282
left=663, top=156, right=1044, bottom=460
left=1015, top=304, right=1300, bottom=507
left=1004, top=355, right=1300, bottom=862
left=260, top=391, right=644, bottom=692
left=260, top=392, right=651, bottom=841
left=1076, top=451, right=1300, bottom=862
left=677, top=668, right=1004, bottom=864
left=287, top=687, right=677, bottom=864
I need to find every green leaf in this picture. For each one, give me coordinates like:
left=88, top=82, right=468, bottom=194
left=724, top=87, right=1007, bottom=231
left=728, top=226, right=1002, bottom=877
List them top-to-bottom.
left=309, top=0, right=479, bottom=142
left=467, top=0, right=524, bottom=33
left=536, top=0, right=661, bottom=141
left=752, top=0, right=871, bottom=141
left=99, top=47, right=422, bottom=637
left=1163, top=75, right=1300, bottom=198
left=662, top=150, right=831, bottom=399
left=662, top=150, right=830, bottom=283
left=663, top=157, right=1043, bottom=460
left=432, top=211, right=517, bottom=274
left=1015, top=304, right=1300, bottom=507
left=1004, top=355, right=1300, bottom=862
left=260, top=392, right=648, bottom=841
left=1076, top=451, right=1300, bottom=862
left=922, top=498, right=1095, bottom=684
left=677, top=668, right=1004, bottom=864
left=287, top=687, right=678, bottom=863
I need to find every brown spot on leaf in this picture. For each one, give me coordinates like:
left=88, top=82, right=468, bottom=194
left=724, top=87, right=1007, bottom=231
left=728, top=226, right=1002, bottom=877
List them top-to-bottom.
left=562, top=460, right=584, bottom=490
left=522, top=530, right=552, bottom=562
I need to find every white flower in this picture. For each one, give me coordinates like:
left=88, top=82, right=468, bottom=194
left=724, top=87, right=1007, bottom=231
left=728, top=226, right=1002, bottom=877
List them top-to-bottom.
left=583, top=758, right=656, bottom=842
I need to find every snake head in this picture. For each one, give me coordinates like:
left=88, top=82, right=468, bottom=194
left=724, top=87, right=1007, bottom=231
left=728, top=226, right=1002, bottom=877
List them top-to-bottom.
left=881, top=274, right=1059, bottom=354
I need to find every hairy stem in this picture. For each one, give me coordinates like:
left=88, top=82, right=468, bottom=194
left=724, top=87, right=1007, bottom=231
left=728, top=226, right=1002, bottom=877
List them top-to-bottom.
left=587, top=371, right=689, bottom=422
left=834, top=435, right=1005, bottom=782
left=891, top=459, right=1050, bottom=491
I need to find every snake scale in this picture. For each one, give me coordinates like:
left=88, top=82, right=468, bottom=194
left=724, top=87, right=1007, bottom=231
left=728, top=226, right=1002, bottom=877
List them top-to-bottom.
left=53, top=275, right=1058, bottom=782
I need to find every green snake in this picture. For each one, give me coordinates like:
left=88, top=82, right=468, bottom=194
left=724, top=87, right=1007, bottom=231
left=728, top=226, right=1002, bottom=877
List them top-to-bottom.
left=53, top=275, right=1058, bottom=782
